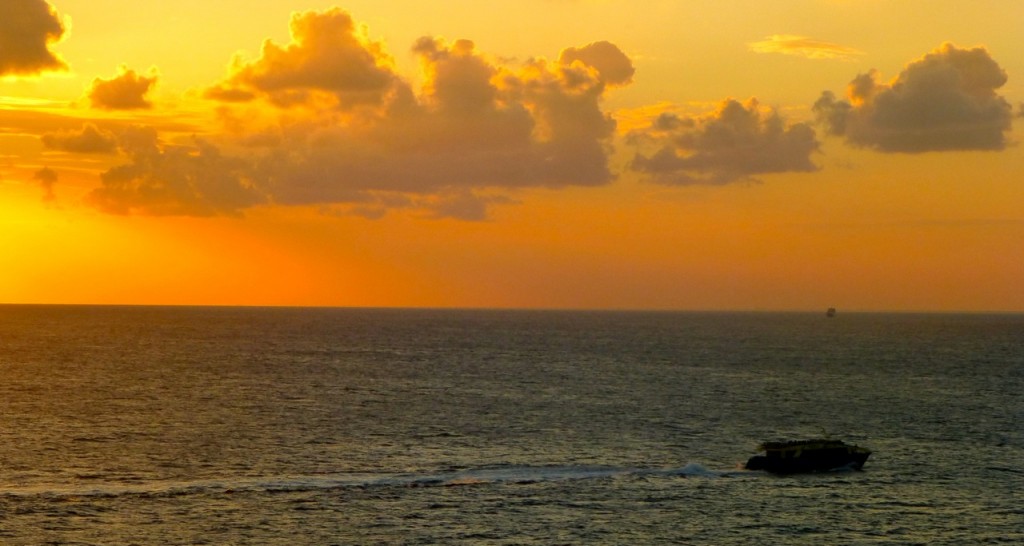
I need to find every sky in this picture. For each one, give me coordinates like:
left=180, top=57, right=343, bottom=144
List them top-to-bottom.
left=2, top=0, right=1023, bottom=311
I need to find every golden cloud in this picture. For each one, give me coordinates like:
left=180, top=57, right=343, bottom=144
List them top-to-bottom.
left=0, top=0, right=67, bottom=76
left=205, top=7, right=401, bottom=110
left=91, top=8, right=633, bottom=220
left=749, top=35, right=863, bottom=61
left=559, top=41, right=635, bottom=85
left=814, top=43, right=1013, bottom=152
left=87, top=66, right=158, bottom=110
left=630, top=99, right=819, bottom=185
left=42, top=123, right=119, bottom=154
left=89, top=132, right=266, bottom=217
left=33, top=166, right=58, bottom=202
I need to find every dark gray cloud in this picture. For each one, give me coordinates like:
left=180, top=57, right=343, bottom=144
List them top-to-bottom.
left=0, top=0, right=66, bottom=76
left=814, top=43, right=1013, bottom=153
left=631, top=99, right=819, bottom=185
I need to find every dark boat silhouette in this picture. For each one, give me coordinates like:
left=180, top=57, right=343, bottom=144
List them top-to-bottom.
left=745, top=438, right=871, bottom=474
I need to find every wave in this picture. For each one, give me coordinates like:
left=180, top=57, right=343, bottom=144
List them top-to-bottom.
left=1, top=463, right=738, bottom=501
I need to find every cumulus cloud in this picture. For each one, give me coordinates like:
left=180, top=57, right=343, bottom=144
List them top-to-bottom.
left=0, top=0, right=67, bottom=76
left=205, top=7, right=402, bottom=109
left=93, top=8, right=631, bottom=219
left=250, top=35, right=620, bottom=208
left=749, top=35, right=863, bottom=60
left=240, top=40, right=497, bottom=201
left=559, top=41, right=635, bottom=85
left=813, top=43, right=1013, bottom=152
left=86, top=66, right=158, bottom=110
left=630, top=99, right=819, bottom=185
left=42, top=123, right=119, bottom=154
left=88, top=129, right=267, bottom=216
left=33, top=166, right=58, bottom=201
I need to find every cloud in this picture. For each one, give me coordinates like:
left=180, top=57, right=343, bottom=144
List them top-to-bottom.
left=0, top=0, right=67, bottom=76
left=205, top=7, right=402, bottom=109
left=93, top=8, right=630, bottom=219
left=749, top=35, right=863, bottom=60
left=249, top=36, right=620, bottom=207
left=559, top=41, right=635, bottom=85
left=813, top=43, right=1013, bottom=152
left=86, top=66, right=158, bottom=110
left=630, top=99, right=819, bottom=185
left=0, top=107, right=200, bottom=137
left=42, top=123, right=119, bottom=154
left=88, top=130, right=267, bottom=217
left=33, top=166, right=58, bottom=201
left=428, top=190, right=520, bottom=221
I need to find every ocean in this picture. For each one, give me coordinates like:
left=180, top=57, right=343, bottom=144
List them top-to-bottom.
left=0, top=306, right=1020, bottom=544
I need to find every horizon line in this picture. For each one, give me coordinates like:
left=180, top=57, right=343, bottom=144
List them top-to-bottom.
left=1, top=302, right=1021, bottom=315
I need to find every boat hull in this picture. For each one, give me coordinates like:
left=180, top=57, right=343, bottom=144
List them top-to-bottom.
left=744, top=439, right=871, bottom=474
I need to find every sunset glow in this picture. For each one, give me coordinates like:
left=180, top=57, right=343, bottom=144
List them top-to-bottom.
left=2, top=0, right=1022, bottom=311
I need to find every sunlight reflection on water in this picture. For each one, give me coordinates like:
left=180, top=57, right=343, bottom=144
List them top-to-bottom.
left=0, top=307, right=1021, bottom=544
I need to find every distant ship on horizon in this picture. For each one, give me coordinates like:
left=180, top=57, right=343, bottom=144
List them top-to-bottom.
left=826, top=307, right=837, bottom=317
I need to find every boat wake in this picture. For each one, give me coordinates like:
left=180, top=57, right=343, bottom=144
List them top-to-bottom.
left=388, top=462, right=737, bottom=487
left=2, top=463, right=739, bottom=501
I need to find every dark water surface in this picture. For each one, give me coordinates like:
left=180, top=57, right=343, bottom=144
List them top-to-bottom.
left=0, top=306, right=1021, bottom=544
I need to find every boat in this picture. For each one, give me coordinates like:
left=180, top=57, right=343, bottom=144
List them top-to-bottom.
left=826, top=307, right=836, bottom=317
left=744, top=438, right=871, bottom=474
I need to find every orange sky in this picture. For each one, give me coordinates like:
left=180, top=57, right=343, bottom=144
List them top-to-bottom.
left=2, top=1, right=1023, bottom=311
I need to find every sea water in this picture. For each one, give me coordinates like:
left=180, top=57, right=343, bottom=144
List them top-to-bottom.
left=0, top=306, right=1020, bottom=544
